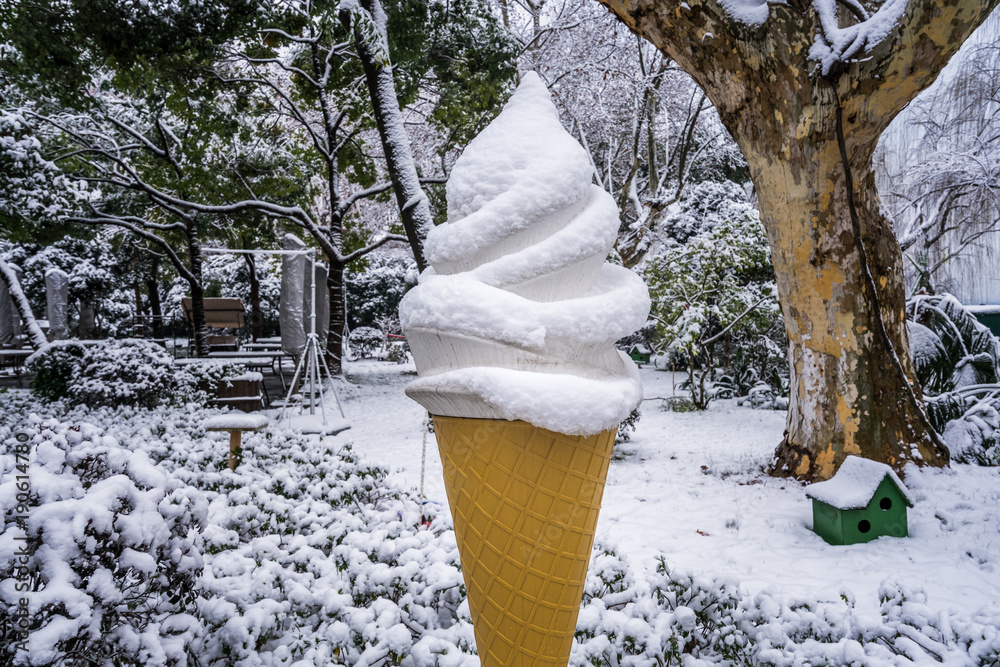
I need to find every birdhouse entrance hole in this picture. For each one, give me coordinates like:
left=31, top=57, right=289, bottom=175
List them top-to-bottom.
left=880, top=497, right=892, bottom=510
left=858, top=520, right=871, bottom=533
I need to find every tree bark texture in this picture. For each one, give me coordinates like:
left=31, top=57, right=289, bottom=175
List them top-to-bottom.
left=596, top=0, right=998, bottom=479
left=186, top=222, right=210, bottom=358
left=244, top=251, right=263, bottom=342
left=327, top=261, right=346, bottom=376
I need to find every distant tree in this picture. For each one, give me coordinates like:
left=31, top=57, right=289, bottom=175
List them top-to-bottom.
left=2, top=0, right=517, bottom=367
left=499, top=0, right=747, bottom=267
left=876, top=18, right=1000, bottom=299
left=658, top=180, right=755, bottom=245
left=646, top=214, right=779, bottom=409
left=345, top=254, right=415, bottom=329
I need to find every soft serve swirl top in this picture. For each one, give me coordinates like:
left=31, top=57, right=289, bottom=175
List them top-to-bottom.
left=400, top=73, right=650, bottom=436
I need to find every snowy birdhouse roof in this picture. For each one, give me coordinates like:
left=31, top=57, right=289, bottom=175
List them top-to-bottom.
left=630, top=344, right=652, bottom=354
left=805, top=455, right=913, bottom=510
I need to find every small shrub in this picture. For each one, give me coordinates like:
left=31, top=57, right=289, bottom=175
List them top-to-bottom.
left=349, top=326, right=383, bottom=359
left=385, top=338, right=410, bottom=364
left=72, top=339, right=175, bottom=408
left=28, top=341, right=87, bottom=401
left=174, top=360, right=251, bottom=406
left=662, top=396, right=696, bottom=412
left=617, top=408, right=641, bottom=443
left=0, top=416, right=206, bottom=667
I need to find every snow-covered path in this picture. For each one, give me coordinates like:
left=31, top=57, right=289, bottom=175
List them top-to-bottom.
left=341, top=360, right=1000, bottom=616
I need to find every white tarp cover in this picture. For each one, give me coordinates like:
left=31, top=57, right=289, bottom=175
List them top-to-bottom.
left=280, top=234, right=307, bottom=355
left=45, top=268, right=69, bottom=341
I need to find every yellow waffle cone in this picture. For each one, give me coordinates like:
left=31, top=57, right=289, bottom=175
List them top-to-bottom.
left=432, top=416, right=616, bottom=667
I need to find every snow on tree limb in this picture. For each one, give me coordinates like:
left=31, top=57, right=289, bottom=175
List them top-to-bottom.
left=347, top=0, right=434, bottom=270
left=600, top=0, right=1000, bottom=88
left=810, top=0, right=909, bottom=74
left=0, top=257, right=47, bottom=350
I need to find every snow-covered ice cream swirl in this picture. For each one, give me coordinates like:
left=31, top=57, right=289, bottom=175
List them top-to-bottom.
left=400, top=72, right=650, bottom=436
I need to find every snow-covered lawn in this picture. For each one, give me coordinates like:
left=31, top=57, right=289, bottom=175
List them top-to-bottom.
left=3, top=360, right=1000, bottom=666
left=345, top=360, right=1000, bottom=616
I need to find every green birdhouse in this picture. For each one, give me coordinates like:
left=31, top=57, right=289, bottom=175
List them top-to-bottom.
left=629, top=344, right=652, bottom=365
left=805, top=456, right=913, bottom=545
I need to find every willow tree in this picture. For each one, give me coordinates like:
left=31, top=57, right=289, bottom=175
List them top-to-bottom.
left=597, top=0, right=999, bottom=479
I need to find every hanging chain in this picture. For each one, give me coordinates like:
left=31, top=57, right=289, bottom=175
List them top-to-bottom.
left=419, top=411, right=429, bottom=525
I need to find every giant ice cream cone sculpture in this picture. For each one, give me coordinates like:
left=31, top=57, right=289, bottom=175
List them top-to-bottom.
left=400, top=72, right=649, bottom=667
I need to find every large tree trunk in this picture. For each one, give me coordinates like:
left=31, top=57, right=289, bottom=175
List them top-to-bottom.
left=596, top=0, right=997, bottom=480
left=748, top=124, right=946, bottom=478
left=186, top=222, right=210, bottom=358
left=243, top=249, right=263, bottom=342
left=145, top=257, right=163, bottom=341
left=327, top=260, right=345, bottom=376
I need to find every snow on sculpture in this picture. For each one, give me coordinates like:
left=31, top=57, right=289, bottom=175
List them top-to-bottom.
left=400, top=72, right=649, bottom=667
left=401, top=72, right=649, bottom=437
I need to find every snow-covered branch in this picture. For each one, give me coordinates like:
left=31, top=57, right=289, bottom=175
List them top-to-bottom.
left=341, top=234, right=408, bottom=263
left=0, top=257, right=47, bottom=350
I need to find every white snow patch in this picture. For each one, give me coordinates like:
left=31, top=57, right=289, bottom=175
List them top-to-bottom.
left=203, top=414, right=269, bottom=430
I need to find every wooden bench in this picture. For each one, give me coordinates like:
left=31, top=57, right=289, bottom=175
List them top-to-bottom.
left=204, top=414, right=269, bottom=470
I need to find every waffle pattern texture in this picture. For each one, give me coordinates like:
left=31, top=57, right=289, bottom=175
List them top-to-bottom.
left=433, top=416, right=615, bottom=667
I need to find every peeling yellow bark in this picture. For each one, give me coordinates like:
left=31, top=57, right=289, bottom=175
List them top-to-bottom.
left=596, top=0, right=996, bottom=480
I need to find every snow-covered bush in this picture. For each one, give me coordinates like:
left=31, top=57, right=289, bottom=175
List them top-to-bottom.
left=658, top=180, right=756, bottom=245
left=645, top=214, right=781, bottom=410
left=346, top=254, right=416, bottom=330
left=908, top=293, right=1000, bottom=394
left=906, top=294, right=1000, bottom=464
left=349, top=326, right=384, bottom=359
left=71, top=339, right=176, bottom=409
left=28, top=340, right=87, bottom=401
left=29, top=340, right=252, bottom=410
left=385, top=341, right=409, bottom=363
left=173, top=360, right=251, bottom=406
left=0, top=394, right=475, bottom=667
left=2, top=394, right=1000, bottom=667
left=940, top=404, right=1000, bottom=465
left=616, top=408, right=641, bottom=443
left=0, top=412, right=205, bottom=667
left=572, top=543, right=1000, bottom=667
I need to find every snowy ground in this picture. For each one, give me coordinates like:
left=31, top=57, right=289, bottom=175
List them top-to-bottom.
left=341, top=359, right=1000, bottom=617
